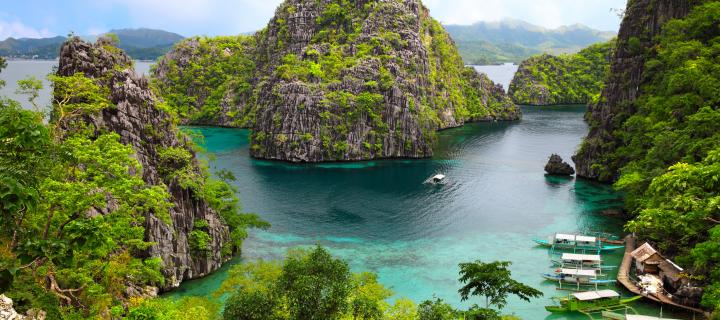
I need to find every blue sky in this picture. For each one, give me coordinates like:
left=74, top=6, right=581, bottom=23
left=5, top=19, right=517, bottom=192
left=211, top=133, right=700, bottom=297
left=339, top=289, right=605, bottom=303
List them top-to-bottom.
left=0, top=0, right=627, bottom=39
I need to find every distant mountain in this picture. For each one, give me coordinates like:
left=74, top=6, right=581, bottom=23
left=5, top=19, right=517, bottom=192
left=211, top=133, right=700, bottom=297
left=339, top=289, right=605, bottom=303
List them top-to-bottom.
left=444, top=19, right=616, bottom=64
left=0, top=28, right=184, bottom=60
left=0, top=36, right=67, bottom=59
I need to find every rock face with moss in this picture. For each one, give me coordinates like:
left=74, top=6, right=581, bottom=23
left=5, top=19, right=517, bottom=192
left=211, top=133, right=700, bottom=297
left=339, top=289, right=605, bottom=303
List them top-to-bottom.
left=153, top=0, right=520, bottom=162
left=572, top=0, right=693, bottom=181
left=151, top=36, right=256, bottom=127
left=58, top=37, right=231, bottom=290
left=508, top=41, right=614, bottom=105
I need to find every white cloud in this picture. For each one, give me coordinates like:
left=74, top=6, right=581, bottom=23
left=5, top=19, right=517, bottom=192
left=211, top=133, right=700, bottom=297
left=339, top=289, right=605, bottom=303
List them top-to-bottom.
left=0, top=20, right=53, bottom=39
left=86, top=27, right=108, bottom=36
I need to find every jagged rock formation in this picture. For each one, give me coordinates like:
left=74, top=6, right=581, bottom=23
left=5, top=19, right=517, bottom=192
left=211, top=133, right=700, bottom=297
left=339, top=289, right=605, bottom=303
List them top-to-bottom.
left=153, top=0, right=520, bottom=162
left=572, top=0, right=693, bottom=181
left=151, top=36, right=256, bottom=127
left=57, top=37, right=231, bottom=290
left=508, top=41, right=614, bottom=105
left=544, top=154, right=575, bottom=176
left=0, top=295, right=44, bottom=320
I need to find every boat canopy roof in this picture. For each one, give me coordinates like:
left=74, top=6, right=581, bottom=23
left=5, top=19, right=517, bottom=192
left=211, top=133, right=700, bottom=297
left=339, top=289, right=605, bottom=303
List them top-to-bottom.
left=555, top=234, right=576, bottom=241
left=575, top=235, right=597, bottom=243
left=562, top=253, right=601, bottom=262
left=561, top=268, right=596, bottom=277
left=571, top=290, right=619, bottom=301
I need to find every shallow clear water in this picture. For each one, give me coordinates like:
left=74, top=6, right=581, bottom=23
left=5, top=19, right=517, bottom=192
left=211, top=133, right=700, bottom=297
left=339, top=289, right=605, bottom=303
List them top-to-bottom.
left=0, top=60, right=153, bottom=110
left=1, top=61, right=691, bottom=318
left=171, top=106, right=692, bottom=319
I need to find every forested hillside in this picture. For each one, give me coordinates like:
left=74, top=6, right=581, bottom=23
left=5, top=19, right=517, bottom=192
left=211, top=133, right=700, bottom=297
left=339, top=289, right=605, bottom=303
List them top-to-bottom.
left=575, top=0, right=720, bottom=313
left=445, top=19, right=615, bottom=64
left=508, top=40, right=614, bottom=105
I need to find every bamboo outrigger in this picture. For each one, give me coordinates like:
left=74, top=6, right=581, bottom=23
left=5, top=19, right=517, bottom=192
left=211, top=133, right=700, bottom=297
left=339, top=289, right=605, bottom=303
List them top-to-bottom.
left=533, top=233, right=624, bottom=254
left=551, top=253, right=616, bottom=272
left=542, top=268, right=617, bottom=290
left=545, top=290, right=642, bottom=313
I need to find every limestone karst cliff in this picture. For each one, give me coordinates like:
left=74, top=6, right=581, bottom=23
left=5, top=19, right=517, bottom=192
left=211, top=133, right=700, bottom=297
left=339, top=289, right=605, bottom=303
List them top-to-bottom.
left=153, top=0, right=520, bottom=162
left=572, top=0, right=693, bottom=181
left=56, top=37, right=232, bottom=290
left=508, top=41, right=614, bottom=106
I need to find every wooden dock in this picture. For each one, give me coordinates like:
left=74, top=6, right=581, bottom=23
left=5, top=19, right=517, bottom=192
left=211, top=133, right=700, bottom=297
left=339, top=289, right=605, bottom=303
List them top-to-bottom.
left=618, top=235, right=709, bottom=318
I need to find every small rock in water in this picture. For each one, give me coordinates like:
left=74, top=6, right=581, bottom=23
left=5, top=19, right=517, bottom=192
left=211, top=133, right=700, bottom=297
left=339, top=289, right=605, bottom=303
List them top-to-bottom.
left=544, top=154, right=575, bottom=176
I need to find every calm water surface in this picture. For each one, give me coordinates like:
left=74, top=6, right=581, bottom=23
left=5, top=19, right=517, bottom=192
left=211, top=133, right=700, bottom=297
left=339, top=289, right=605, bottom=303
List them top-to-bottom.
left=0, top=61, right=690, bottom=318
left=174, top=107, right=691, bottom=319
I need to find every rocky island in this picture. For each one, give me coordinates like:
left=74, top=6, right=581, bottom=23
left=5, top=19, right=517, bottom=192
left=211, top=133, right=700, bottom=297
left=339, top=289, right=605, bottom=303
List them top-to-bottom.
left=152, top=0, right=520, bottom=162
left=55, top=37, right=264, bottom=290
left=508, top=41, right=613, bottom=105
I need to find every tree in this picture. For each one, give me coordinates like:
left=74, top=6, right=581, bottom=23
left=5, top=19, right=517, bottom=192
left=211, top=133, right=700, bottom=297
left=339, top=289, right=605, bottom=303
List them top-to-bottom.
left=0, top=56, right=6, bottom=88
left=48, top=73, right=110, bottom=138
left=15, top=77, right=44, bottom=113
left=0, top=102, right=52, bottom=291
left=280, top=246, right=353, bottom=320
left=458, top=260, right=542, bottom=311
left=348, top=272, right=392, bottom=320
left=223, top=289, right=282, bottom=320
left=127, top=296, right=220, bottom=320
left=417, top=297, right=459, bottom=320
left=384, top=298, right=417, bottom=320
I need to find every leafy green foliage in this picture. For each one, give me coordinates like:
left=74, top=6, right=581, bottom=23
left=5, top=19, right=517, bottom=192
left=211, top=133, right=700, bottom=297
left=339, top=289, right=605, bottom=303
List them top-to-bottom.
left=574, top=1, right=720, bottom=313
left=152, top=36, right=256, bottom=126
left=509, top=40, right=614, bottom=105
left=0, top=44, right=265, bottom=318
left=0, top=57, right=6, bottom=88
left=49, top=73, right=111, bottom=137
left=15, top=77, right=44, bottom=112
left=625, top=149, right=720, bottom=310
left=189, top=230, right=212, bottom=252
left=279, top=246, right=352, bottom=319
left=221, top=247, right=419, bottom=320
left=458, top=260, right=542, bottom=310
left=126, top=296, right=221, bottom=320
left=417, top=298, right=460, bottom=320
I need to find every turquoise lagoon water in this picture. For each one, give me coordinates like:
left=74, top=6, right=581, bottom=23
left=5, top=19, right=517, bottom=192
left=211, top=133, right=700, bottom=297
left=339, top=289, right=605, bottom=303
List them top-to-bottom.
left=0, top=62, right=689, bottom=318
left=172, top=106, right=692, bottom=319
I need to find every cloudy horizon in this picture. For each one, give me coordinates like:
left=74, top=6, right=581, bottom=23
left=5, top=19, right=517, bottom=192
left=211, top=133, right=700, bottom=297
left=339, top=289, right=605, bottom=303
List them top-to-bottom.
left=1, top=0, right=626, bottom=40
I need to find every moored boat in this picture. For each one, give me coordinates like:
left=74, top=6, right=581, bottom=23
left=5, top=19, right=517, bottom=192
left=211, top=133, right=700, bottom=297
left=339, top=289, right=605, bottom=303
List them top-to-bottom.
left=533, top=233, right=624, bottom=252
left=551, top=253, right=616, bottom=271
left=542, top=268, right=616, bottom=290
left=545, top=290, right=641, bottom=313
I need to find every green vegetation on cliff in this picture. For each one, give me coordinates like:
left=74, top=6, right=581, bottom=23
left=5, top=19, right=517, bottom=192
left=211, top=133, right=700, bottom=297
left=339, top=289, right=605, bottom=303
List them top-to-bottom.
left=153, top=0, right=519, bottom=162
left=576, top=1, right=720, bottom=313
left=615, top=3, right=720, bottom=312
left=152, top=36, right=256, bottom=126
left=0, top=39, right=266, bottom=318
left=508, top=40, right=614, bottom=105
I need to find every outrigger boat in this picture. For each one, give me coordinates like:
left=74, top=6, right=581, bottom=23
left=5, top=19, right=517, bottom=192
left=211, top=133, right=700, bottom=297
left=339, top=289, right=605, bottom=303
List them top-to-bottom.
left=533, top=233, right=625, bottom=253
left=551, top=253, right=617, bottom=271
left=542, top=268, right=616, bottom=290
left=545, top=290, right=641, bottom=313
